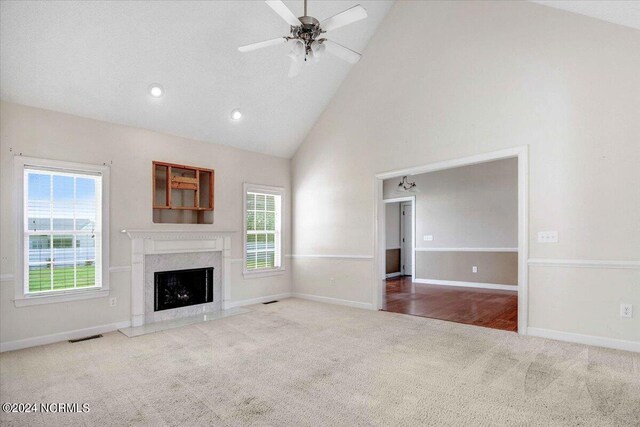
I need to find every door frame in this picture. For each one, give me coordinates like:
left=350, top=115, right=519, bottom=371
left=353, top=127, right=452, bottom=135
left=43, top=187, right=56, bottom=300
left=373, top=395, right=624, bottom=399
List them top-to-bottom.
left=373, top=146, right=529, bottom=334
left=383, top=196, right=416, bottom=290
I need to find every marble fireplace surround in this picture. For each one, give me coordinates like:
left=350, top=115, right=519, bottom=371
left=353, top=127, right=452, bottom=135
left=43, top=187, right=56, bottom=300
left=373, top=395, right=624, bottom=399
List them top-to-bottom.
left=126, top=230, right=234, bottom=327
left=144, top=252, right=221, bottom=324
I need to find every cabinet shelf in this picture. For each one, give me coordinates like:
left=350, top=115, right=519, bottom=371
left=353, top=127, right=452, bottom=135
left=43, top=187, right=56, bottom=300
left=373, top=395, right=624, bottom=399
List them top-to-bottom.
left=152, top=161, right=214, bottom=224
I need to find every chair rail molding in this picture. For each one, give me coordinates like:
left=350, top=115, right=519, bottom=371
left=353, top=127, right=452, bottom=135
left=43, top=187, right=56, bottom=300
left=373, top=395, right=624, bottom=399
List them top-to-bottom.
left=288, top=254, right=374, bottom=261
left=527, top=258, right=640, bottom=269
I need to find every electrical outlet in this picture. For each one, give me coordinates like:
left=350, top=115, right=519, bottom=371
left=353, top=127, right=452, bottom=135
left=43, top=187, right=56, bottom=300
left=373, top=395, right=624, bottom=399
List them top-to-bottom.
left=537, top=231, right=558, bottom=243
left=423, top=235, right=433, bottom=241
left=472, top=266, right=478, bottom=273
left=329, top=277, right=335, bottom=285
left=109, top=297, right=117, bottom=307
left=620, top=303, right=632, bottom=318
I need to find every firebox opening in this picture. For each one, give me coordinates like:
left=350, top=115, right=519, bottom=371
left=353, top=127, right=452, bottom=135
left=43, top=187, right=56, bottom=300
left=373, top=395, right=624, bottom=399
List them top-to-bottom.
left=154, top=267, right=214, bottom=312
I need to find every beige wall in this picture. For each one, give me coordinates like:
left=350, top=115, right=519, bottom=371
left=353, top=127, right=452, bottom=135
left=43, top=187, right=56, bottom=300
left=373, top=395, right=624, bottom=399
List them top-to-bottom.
left=291, top=1, right=640, bottom=341
left=0, top=102, right=291, bottom=344
left=383, top=158, right=518, bottom=248
left=384, top=203, right=400, bottom=249
left=385, top=249, right=400, bottom=275
left=415, top=251, right=517, bottom=286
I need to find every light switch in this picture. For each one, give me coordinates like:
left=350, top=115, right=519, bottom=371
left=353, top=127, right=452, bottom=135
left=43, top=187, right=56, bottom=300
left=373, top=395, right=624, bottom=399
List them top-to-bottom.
left=537, top=231, right=558, bottom=243
left=423, top=235, right=433, bottom=241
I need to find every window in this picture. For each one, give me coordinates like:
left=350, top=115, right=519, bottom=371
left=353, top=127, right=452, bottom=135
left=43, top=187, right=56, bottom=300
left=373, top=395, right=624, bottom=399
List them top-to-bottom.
left=15, top=157, right=109, bottom=305
left=243, top=184, right=283, bottom=276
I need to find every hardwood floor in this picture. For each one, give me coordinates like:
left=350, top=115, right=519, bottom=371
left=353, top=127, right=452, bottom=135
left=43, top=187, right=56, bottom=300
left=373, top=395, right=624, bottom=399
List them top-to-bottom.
left=383, top=276, right=518, bottom=332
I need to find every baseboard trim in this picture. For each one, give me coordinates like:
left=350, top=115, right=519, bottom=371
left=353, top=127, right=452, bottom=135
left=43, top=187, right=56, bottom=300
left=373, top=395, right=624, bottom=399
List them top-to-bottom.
left=385, top=272, right=402, bottom=278
left=414, top=278, right=518, bottom=292
left=292, top=292, right=374, bottom=310
left=223, top=293, right=292, bottom=309
left=0, top=320, right=131, bottom=353
left=527, top=327, right=640, bottom=353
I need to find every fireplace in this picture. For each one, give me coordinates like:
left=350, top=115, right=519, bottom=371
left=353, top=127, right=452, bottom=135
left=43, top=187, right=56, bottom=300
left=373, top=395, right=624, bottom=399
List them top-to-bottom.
left=126, top=230, right=231, bottom=327
left=154, top=267, right=214, bottom=312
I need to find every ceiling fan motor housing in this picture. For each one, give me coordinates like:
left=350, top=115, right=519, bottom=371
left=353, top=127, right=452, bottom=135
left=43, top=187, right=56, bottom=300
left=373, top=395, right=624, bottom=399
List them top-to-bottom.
left=290, top=16, right=323, bottom=56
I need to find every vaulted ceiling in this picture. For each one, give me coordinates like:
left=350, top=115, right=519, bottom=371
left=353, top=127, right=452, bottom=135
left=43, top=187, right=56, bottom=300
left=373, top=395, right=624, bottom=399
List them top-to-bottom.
left=0, top=0, right=394, bottom=158
left=2, top=1, right=638, bottom=158
left=531, top=1, right=640, bottom=30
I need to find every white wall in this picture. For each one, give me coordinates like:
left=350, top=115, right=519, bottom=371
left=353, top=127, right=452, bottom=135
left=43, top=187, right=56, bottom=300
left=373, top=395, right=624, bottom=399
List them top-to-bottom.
left=292, top=1, right=640, bottom=343
left=0, top=102, right=291, bottom=345
left=383, top=158, right=517, bottom=248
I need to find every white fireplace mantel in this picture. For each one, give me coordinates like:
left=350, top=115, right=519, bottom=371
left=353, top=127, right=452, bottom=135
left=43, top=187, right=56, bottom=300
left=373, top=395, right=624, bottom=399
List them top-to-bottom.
left=126, top=229, right=236, bottom=327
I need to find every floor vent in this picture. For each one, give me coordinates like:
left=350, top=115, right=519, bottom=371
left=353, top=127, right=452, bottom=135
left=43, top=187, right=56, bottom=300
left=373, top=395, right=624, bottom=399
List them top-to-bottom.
left=262, top=300, right=279, bottom=305
left=69, top=334, right=103, bottom=343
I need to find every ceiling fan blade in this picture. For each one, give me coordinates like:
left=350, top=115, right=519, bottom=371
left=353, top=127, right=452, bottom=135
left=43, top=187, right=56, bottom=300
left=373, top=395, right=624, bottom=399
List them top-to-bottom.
left=265, top=0, right=301, bottom=26
left=320, top=5, right=367, bottom=32
left=238, top=37, right=287, bottom=52
left=323, top=40, right=361, bottom=64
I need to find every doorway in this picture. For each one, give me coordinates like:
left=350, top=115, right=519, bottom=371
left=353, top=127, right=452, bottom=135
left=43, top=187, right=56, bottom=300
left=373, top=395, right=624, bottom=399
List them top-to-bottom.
left=375, top=147, right=528, bottom=334
left=383, top=196, right=415, bottom=284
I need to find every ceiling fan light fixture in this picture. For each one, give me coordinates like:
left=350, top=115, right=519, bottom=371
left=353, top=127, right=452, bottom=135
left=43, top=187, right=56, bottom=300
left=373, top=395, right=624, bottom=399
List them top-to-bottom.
left=291, top=40, right=305, bottom=57
left=311, top=40, right=325, bottom=58
left=288, top=51, right=302, bottom=62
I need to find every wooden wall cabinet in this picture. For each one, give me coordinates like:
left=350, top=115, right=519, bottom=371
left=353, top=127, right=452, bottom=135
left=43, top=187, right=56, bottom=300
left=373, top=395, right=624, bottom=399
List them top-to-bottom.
left=152, top=161, right=214, bottom=224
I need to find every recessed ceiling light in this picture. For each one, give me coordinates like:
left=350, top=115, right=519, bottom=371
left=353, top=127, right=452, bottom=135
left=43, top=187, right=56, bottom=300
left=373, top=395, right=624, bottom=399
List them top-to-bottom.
left=149, top=84, right=164, bottom=98
left=230, top=109, right=242, bottom=121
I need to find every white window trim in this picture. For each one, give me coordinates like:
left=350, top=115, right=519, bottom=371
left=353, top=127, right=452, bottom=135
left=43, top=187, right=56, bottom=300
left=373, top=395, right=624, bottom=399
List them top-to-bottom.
left=14, top=156, right=110, bottom=307
left=242, top=183, right=285, bottom=279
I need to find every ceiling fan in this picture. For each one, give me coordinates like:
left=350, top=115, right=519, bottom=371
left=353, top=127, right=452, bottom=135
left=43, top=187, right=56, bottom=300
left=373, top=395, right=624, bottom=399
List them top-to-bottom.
left=238, top=0, right=368, bottom=77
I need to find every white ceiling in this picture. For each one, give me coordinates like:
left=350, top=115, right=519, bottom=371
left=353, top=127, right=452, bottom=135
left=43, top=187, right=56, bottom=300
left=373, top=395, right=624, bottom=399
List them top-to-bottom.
left=0, top=0, right=394, bottom=158
left=3, top=1, right=637, bottom=159
left=531, top=1, right=640, bottom=30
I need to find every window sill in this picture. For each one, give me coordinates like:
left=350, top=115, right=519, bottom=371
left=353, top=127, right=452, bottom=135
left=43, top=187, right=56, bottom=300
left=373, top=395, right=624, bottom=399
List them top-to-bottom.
left=242, top=268, right=286, bottom=279
left=14, top=288, right=110, bottom=307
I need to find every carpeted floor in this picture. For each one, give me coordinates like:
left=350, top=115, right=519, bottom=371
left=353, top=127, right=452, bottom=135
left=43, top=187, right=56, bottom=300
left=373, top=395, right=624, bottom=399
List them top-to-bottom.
left=1, top=298, right=639, bottom=426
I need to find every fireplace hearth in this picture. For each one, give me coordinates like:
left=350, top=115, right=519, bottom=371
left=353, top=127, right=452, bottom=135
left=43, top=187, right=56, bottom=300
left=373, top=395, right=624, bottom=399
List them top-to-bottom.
left=154, top=267, right=213, bottom=312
